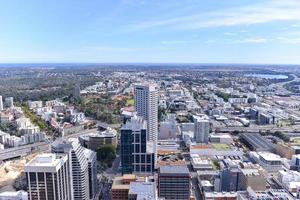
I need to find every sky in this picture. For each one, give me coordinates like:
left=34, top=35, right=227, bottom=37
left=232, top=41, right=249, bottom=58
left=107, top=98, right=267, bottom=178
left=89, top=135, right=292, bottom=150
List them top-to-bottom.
left=0, top=0, right=300, bottom=64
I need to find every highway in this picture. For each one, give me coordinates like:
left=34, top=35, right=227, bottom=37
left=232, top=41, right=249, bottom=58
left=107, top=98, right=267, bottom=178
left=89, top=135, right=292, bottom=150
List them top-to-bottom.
left=0, top=128, right=98, bottom=161
left=0, top=141, right=50, bottom=161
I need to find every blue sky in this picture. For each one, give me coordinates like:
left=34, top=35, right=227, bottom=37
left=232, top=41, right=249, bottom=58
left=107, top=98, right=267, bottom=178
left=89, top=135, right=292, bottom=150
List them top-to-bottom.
left=0, top=0, right=300, bottom=64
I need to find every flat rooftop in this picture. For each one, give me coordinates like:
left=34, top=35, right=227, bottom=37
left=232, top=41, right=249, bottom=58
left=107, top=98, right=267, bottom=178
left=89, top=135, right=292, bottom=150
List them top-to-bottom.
left=159, top=165, right=189, bottom=175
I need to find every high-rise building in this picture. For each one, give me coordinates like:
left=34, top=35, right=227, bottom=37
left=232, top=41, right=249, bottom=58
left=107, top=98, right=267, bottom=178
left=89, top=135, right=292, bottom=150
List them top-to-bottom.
left=134, top=84, right=158, bottom=143
left=0, top=95, right=3, bottom=111
left=5, top=97, right=14, bottom=108
left=194, top=115, right=210, bottom=143
left=120, top=116, right=155, bottom=175
left=51, top=138, right=91, bottom=200
left=84, top=149, right=97, bottom=200
left=25, top=153, right=71, bottom=200
left=158, top=165, right=190, bottom=200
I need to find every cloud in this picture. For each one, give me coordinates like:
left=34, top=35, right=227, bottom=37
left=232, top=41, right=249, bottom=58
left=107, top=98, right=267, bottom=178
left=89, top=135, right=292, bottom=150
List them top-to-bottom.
left=128, top=0, right=300, bottom=31
left=277, top=31, right=300, bottom=44
left=224, top=32, right=237, bottom=36
left=234, top=37, right=268, bottom=44
left=160, top=40, right=189, bottom=45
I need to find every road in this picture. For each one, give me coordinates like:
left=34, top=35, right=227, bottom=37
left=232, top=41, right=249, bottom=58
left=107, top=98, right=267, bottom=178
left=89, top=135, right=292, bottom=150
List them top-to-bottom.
left=271, top=74, right=300, bottom=94
left=214, top=125, right=300, bottom=133
left=0, top=128, right=98, bottom=161
left=0, top=141, right=50, bottom=161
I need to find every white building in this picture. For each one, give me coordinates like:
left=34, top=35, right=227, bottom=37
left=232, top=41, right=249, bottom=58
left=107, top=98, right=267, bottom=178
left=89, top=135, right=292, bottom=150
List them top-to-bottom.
left=134, top=84, right=158, bottom=142
left=0, top=95, right=3, bottom=111
left=193, top=115, right=210, bottom=143
left=51, top=138, right=90, bottom=200
left=250, top=152, right=282, bottom=172
left=25, top=153, right=71, bottom=200
left=190, top=154, right=213, bottom=170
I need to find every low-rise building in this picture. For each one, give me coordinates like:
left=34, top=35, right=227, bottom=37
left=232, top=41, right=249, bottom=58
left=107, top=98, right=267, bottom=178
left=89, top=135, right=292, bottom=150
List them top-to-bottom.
left=79, top=127, right=117, bottom=151
left=250, top=152, right=282, bottom=172
left=190, top=154, right=213, bottom=170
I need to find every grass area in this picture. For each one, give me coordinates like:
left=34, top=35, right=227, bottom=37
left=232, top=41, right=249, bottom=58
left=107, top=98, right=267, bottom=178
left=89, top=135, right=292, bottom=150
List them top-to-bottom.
left=126, top=98, right=134, bottom=106
left=212, top=143, right=230, bottom=151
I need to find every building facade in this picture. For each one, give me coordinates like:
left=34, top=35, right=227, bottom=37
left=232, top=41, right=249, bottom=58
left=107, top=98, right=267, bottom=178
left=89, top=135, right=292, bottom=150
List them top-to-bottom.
left=134, top=84, right=158, bottom=143
left=194, top=115, right=210, bottom=143
left=121, top=116, right=155, bottom=175
left=51, top=138, right=91, bottom=200
left=25, top=153, right=71, bottom=200
left=158, top=165, right=190, bottom=200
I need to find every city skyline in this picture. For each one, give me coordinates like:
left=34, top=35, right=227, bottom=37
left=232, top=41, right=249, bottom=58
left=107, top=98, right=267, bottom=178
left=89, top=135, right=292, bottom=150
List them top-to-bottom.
left=0, top=0, right=300, bottom=64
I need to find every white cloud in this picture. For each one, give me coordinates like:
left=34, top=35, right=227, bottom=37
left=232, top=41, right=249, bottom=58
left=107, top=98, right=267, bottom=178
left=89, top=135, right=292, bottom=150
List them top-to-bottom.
left=129, top=0, right=300, bottom=31
left=277, top=31, right=300, bottom=44
left=234, top=37, right=268, bottom=44
left=160, top=40, right=189, bottom=45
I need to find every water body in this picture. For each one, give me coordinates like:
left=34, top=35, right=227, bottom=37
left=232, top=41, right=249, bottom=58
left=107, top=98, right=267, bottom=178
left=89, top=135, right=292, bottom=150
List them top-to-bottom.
left=245, top=73, right=288, bottom=79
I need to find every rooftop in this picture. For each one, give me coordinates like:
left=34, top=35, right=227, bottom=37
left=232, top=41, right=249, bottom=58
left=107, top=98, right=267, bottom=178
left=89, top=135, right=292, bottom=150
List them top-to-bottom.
left=159, top=165, right=189, bottom=175
left=129, top=182, right=156, bottom=200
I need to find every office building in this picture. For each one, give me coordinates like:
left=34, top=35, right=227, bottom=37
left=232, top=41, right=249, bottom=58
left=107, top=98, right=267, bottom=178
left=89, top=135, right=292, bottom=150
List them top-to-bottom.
left=134, top=84, right=158, bottom=143
left=0, top=95, right=3, bottom=111
left=5, top=97, right=14, bottom=108
left=194, top=115, right=210, bottom=143
left=120, top=116, right=155, bottom=175
left=51, top=138, right=90, bottom=200
left=84, top=149, right=97, bottom=200
left=25, top=153, right=71, bottom=200
left=220, top=159, right=241, bottom=192
left=158, top=165, right=190, bottom=200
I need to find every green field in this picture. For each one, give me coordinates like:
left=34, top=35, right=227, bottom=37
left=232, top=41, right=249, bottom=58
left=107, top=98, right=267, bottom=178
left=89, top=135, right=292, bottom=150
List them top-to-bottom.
left=126, top=98, right=134, bottom=106
left=212, top=143, right=230, bottom=151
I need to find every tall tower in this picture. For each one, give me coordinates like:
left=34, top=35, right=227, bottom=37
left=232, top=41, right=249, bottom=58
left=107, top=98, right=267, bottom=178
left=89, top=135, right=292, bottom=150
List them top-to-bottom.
left=134, top=84, right=158, bottom=142
left=0, top=95, right=3, bottom=111
left=51, top=138, right=90, bottom=200
left=25, top=153, right=71, bottom=200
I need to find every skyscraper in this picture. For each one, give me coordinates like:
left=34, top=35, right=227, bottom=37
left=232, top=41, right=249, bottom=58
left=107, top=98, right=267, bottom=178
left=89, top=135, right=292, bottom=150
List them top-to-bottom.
left=134, top=84, right=158, bottom=142
left=0, top=95, right=3, bottom=111
left=194, top=115, right=210, bottom=143
left=120, top=116, right=155, bottom=175
left=51, top=138, right=91, bottom=200
left=84, top=149, right=98, bottom=200
left=25, top=153, right=71, bottom=200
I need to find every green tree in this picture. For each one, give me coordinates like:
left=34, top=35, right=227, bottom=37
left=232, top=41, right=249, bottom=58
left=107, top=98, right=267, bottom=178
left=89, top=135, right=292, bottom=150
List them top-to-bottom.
left=96, top=144, right=116, bottom=168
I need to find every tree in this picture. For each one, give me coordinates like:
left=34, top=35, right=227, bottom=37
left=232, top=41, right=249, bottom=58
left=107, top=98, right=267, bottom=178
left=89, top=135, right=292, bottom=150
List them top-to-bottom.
left=96, top=144, right=116, bottom=168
